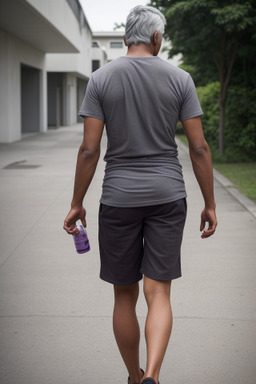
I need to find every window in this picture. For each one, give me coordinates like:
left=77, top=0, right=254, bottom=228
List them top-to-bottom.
left=92, top=41, right=100, bottom=48
left=110, top=42, right=123, bottom=49
left=92, top=60, right=100, bottom=72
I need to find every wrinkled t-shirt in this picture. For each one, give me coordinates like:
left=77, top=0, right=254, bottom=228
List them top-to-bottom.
left=79, top=56, right=203, bottom=207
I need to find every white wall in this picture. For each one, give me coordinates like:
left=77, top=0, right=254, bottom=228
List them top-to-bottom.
left=0, top=0, right=92, bottom=142
left=25, top=0, right=83, bottom=52
left=46, top=21, right=92, bottom=79
left=0, top=29, right=46, bottom=143
left=93, top=33, right=127, bottom=61
left=91, top=43, right=108, bottom=69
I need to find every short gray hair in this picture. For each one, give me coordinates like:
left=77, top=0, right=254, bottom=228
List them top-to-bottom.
left=125, top=5, right=166, bottom=46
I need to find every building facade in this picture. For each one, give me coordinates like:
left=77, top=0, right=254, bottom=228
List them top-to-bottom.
left=0, top=0, right=181, bottom=143
left=0, top=0, right=96, bottom=142
left=92, top=31, right=182, bottom=65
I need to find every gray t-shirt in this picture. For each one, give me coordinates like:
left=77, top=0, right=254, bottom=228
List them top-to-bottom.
left=79, top=56, right=203, bottom=207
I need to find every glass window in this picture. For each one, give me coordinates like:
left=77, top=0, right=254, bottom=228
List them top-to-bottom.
left=110, top=42, right=123, bottom=49
left=92, top=60, right=100, bottom=72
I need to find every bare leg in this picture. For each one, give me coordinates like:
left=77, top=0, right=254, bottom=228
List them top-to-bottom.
left=143, top=276, right=173, bottom=383
left=113, top=283, right=142, bottom=384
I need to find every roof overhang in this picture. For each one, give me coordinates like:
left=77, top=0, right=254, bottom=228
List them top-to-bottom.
left=0, top=0, right=79, bottom=53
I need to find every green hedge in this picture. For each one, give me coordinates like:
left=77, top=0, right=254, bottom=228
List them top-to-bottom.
left=197, top=82, right=220, bottom=147
left=196, top=83, right=256, bottom=162
left=225, top=87, right=256, bottom=161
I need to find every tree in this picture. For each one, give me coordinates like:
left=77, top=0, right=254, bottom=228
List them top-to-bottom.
left=150, top=0, right=256, bottom=156
left=114, top=22, right=126, bottom=31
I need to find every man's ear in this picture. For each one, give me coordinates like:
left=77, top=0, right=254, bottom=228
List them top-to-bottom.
left=152, top=30, right=158, bottom=45
left=123, top=35, right=128, bottom=47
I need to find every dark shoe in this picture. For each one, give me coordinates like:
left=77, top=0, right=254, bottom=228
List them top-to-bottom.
left=128, top=368, right=144, bottom=384
left=141, top=378, right=159, bottom=384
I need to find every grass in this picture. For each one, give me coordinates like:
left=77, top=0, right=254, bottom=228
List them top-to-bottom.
left=176, top=134, right=256, bottom=203
left=176, top=134, right=189, bottom=146
left=213, top=163, right=256, bottom=202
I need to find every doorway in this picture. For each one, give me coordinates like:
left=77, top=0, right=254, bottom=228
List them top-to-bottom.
left=21, top=64, right=40, bottom=133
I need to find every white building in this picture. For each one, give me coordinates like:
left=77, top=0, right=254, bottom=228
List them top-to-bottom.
left=0, top=0, right=95, bottom=142
left=0, top=1, right=181, bottom=143
left=45, top=1, right=92, bottom=128
left=92, top=31, right=182, bottom=66
left=93, top=31, right=127, bottom=63
left=91, top=41, right=108, bottom=72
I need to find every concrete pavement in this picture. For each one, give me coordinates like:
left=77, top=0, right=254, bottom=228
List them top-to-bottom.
left=0, top=124, right=255, bottom=384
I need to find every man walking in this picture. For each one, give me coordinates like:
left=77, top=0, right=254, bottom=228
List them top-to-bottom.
left=64, top=5, right=217, bottom=384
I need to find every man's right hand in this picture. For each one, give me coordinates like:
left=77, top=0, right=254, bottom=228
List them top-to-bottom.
left=63, top=206, right=86, bottom=235
left=200, top=207, right=217, bottom=239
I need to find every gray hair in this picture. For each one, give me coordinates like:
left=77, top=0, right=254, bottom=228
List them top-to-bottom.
left=125, top=5, right=166, bottom=46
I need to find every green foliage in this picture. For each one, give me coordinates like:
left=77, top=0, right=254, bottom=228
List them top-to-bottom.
left=150, top=0, right=256, bottom=160
left=150, top=0, right=256, bottom=85
left=211, top=3, right=255, bottom=32
left=114, top=22, right=126, bottom=31
left=197, top=82, right=256, bottom=162
left=197, top=82, right=220, bottom=147
left=225, top=87, right=256, bottom=161
left=213, top=162, right=256, bottom=202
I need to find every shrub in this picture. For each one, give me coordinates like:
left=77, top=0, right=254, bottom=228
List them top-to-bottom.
left=196, top=82, right=256, bottom=162
left=197, top=82, right=220, bottom=150
left=225, top=87, right=256, bottom=161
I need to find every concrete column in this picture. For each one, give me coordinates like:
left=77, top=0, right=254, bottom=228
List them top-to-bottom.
left=0, top=30, right=10, bottom=142
left=0, top=30, right=21, bottom=142
left=41, top=57, right=47, bottom=133
left=62, top=74, right=77, bottom=126
left=77, top=78, right=87, bottom=122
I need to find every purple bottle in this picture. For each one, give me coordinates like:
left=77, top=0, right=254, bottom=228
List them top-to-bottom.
left=73, top=224, right=90, bottom=254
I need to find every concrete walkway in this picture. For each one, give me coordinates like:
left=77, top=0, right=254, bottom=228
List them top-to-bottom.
left=0, top=124, right=255, bottom=384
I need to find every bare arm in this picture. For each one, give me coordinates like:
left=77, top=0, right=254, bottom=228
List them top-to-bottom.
left=63, top=117, right=104, bottom=235
left=182, top=117, right=217, bottom=238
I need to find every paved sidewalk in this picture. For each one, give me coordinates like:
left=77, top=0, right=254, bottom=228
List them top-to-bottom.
left=0, top=124, right=255, bottom=384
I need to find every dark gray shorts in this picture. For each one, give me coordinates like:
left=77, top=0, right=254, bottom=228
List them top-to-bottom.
left=98, top=199, right=187, bottom=286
